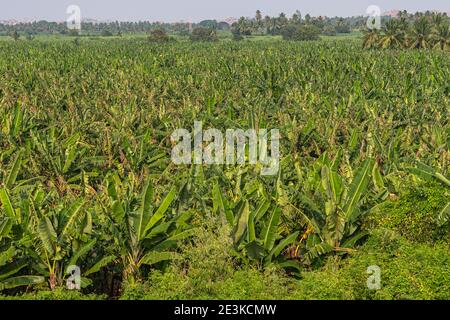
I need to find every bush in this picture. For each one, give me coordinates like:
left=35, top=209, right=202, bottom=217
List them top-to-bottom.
left=281, top=24, right=321, bottom=41
left=323, top=26, right=337, bottom=36
left=190, top=27, right=218, bottom=42
left=148, top=29, right=171, bottom=43
left=365, top=182, right=449, bottom=243
left=121, top=221, right=450, bottom=300
left=121, top=222, right=293, bottom=300
left=291, top=230, right=450, bottom=300
left=0, top=288, right=106, bottom=300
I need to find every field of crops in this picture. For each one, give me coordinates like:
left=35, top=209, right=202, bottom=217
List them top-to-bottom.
left=0, top=38, right=449, bottom=299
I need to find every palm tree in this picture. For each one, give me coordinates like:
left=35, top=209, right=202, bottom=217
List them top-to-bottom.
left=255, top=10, right=263, bottom=34
left=291, top=10, right=302, bottom=24
left=397, top=10, right=409, bottom=19
left=431, top=13, right=445, bottom=27
left=410, top=17, right=433, bottom=49
left=379, top=19, right=404, bottom=49
left=433, top=23, right=450, bottom=50
left=362, top=28, right=381, bottom=49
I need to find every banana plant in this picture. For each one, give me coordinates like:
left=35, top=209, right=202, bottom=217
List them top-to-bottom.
left=27, top=128, right=99, bottom=194
left=296, top=158, right=376, bottom=264
left=403, top=160, right=450, bottom=187
left=97, top=173, right=196, bottom=283
left=212, top=180, right=301, bottom=273
left=0, top=188, right=44, bottom=291
left=21, top=188, right=113, bottom=290
left=0, top=246, right=44, bottom=291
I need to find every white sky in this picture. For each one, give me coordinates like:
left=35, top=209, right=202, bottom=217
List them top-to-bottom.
left=0, top=0, right=448, bottom=22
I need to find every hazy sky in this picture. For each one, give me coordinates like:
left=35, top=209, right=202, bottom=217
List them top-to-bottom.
left=1, top=0, right=449, bottom=22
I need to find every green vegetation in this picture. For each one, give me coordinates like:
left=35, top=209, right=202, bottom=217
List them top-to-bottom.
left=363, top=13, right=449, bottom=50
left=281, top=24, right=321, bottom=41
left=189, top=27, right=218, bottom=42
left=148, top=29, right=171, bottom=43
left=0, top=37, right=448, bottom=300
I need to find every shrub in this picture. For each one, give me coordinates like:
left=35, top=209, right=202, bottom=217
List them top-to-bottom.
left=190, top=27, right=218, bottom=42
left=148, top=29, right=171, bottom=43
left=365, top=182, right=449, bottom=243
left=121, top=221, right=293, bottom=300
left=121, top=224, right=450, bottom=300
left=291, top=231, right=450, bottom=300
left=0, top=288, right=106, bottom=300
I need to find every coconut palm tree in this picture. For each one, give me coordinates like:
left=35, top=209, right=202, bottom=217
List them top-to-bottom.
left=431, top=13, right=445, bottom=27
left=409, top=17, right=433, bottom=49
left=379, top=19, right=405, bottom=49
left=433, top=23, right=450, bottom=50
left=362, top=28, right=381, bottom=49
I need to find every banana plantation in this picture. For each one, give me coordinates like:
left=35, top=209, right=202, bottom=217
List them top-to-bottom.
left=0, top=39, right=449, bottom=300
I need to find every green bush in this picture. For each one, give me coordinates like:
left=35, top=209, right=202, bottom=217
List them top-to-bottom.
left=281, top=24, right=321, bottom=41
left=190, top=27, right=218, bottom=42
left=148, top=29, right=171, bottom=43
left=365, top=182, right=449, bottom=243
left=121, top=222, right=293, bottom=300
left=121, top=227, right=450, bottom=300
left=291, top=230, right=450, bottom=300
left=0, top=288, right=106, bottom=300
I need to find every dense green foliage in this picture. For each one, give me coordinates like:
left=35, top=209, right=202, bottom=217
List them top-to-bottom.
left=363, top=13, right=449, bottom=50
left=281, top=25, right=321, bottom=41
left=148, top=29, right=171, bottom=43
left=0, top=38, right=448, bottom=299
left=367, top=182, right=449, bottom=242
left=120, top=223, right=449, bottom=300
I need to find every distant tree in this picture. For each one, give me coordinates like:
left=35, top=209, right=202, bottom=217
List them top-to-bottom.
left=254, top=10, right=263, bottom=34
left=255, top=10, right=262, bottom=24
left=291, top=10, right=302, bottom=24
left=278, top=13, right=289, bottom=29
left=431, top=13, right=445, bottom=26
left=305, top=14, right=311, bottom=23
left=311, top=16, right=325, bottom=31
left=236, top=17, right=252, bottom=35
left=265, top=17, right=281, bottom=35
left=410, top=17, right=433, bottom=49
left=335, top=18, right=351, bottom=33
left=379, top=19, right=404, bottom=48
left=199, top=20, right=218, bottom=30
left=217, top=21, right=230, bottom=30
left=432, top=22, right=450, bottom=50
left=231, top=24, right=244, bottom=41
left=281, top=24, right=320, bottom=41
left=322, top=25, right=337, bottom=36
left=190, top=27, right=218, bottom=42
left=362, top=28, right=381, bottom=49
left=68, top=29, right=79, bottom=36
left=148, top=29, right=170, bottom=43
left=11, top=30, right=20, bottom=41
left=101, top=30, right=113, bottom=37
left=26, top=32, right=35, bottom=40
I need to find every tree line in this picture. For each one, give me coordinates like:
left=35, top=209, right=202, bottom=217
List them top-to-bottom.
left=363, top=11, right=449, bottom=50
